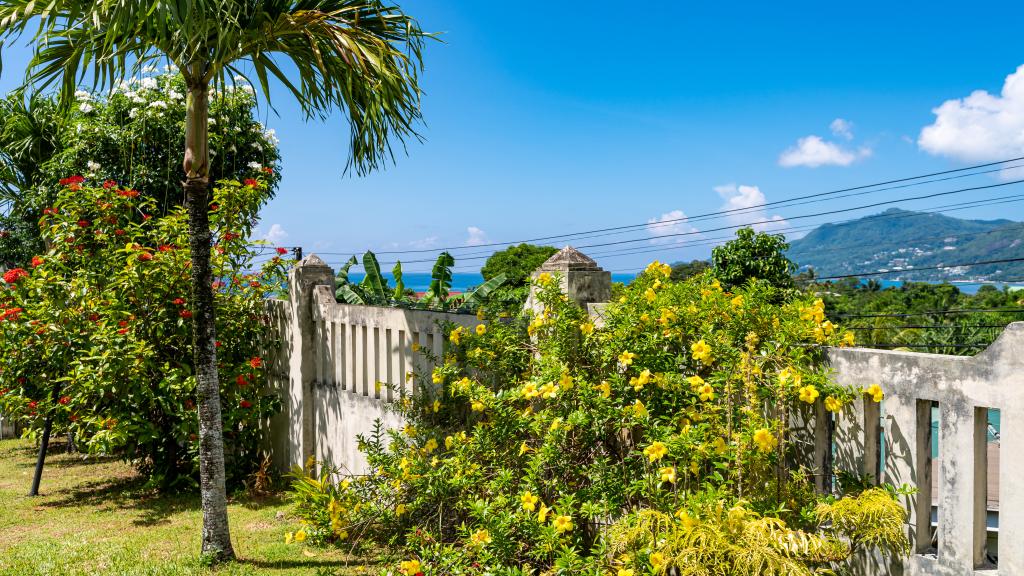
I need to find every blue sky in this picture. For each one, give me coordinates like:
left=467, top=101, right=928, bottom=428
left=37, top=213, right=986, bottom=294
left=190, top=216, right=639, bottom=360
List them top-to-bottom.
left=4, top=1, right=1024, bottom=273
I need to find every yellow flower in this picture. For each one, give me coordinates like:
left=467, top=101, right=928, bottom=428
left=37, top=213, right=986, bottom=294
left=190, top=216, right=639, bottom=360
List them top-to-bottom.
left=645, top=260, right=671, bottom=277
left=537, top=272, right=552, bottom=285
left=644, top=287, right=657, bottom=303
left=731, top=295, right=744, bottom=308
left=477, top=308, right=486, bottom=321
left=658, top=308, right=676, bottom=326
left=580, top=321, right=594, bottom=335
left=475, top=323, right=487, bottom=336
left=449, top=326, right=463, bottom=345
left=842, top=331, right=856, bottom=347
left=690, top=339, right=712, bottom=365
left=411, top=341, right=422, bottom=352
left=618, top=351, right=636, bottom=367
left=778, top=367, right=801, bottom=387
left=431, top=369, right=443, bottom=384
left=633, top=369, right=652, bottom=391
left=559, top=371, right=574, bottom=390
left=686, top=375, right=704, bottom=390
left=594, top=380, right=611, bottom=399
left=523, top=382, right=540, bottom=399
left=539, top=382, right=558, bottom=399
left=697, top=383, right=715, bottom=402
left=864, top=383, right=884, bottom=403
left=798, top=385, right=819, bottom=404
left=824, top=396, right=843, bottom=413
left=432, top=399, right=441, bottom=413
left=471, top=399, right=485, bottom=412
left=632, top=399, right=648, bottom=418
left=549, top=417, right=562, bottom=431
left=403, top=424, right=417, bottom=437
left=753, top=428, right=777, bottom=453
left=445, top=435, right=455, bottom=449
left=712, top=437, right=727, bottom=455
left=424, top=438, right=438, bottom=453
left=519, top=441, right=531, bottom=456
left=643, top=441, right=668, bottom=462
left=659, top=466, right=677, bottom=484
left=521, top=491, right=539, bottom=512
left=537, top=503, right=550, bottom=523
left=395, top=504, right=407, bottom=516
left=675, top=509, right=697, bottom=528
left=553, top=515, right=573, bottom=533
left=470, top=529, right=492, bottom=546
left=294, top=530, right=307, bottom=543
left=284, top=531, right=293, bottom=544
left=649, top=551, right=667, bottom=571
left=399, top=559, right=422, bottom=576
left=618, top=569, right=635, bottom=576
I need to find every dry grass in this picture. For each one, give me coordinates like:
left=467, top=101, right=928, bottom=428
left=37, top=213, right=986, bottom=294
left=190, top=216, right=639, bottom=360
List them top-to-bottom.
left=0, top=439, right=377, bottom=576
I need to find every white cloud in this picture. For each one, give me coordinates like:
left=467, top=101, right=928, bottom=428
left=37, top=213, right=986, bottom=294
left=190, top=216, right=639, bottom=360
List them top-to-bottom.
left=919, top=64, right=1024, bottom=162
left=830, top=118, right=854, bottom=140
left=778, top=135, right=870, bottom=168
left=714, top=184, right=789, bottom=231
left=646, top=210, right=700, bottom=244
left=264, top=223, right=288, bottom=245
left=465, top=226, right=488, bottom=246
left=408, top=236, right=439, bottom=249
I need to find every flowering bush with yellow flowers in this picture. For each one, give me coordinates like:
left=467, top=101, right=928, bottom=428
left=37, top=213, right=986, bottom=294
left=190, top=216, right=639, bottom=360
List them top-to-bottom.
left=287, top=262, right=905, bottom=575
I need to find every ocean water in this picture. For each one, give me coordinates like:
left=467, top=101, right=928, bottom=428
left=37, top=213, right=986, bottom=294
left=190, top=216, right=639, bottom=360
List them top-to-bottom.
left=874, top=279, right=1024, bottom=295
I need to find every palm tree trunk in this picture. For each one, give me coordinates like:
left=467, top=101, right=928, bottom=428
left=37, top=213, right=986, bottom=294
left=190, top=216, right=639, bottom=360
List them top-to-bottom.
left=184, top=77, right=235, bottom=561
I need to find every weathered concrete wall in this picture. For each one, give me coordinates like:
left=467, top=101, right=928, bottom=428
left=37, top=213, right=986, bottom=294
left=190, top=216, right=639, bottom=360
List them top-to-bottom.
left=828, top=323, right=1024, bottom=576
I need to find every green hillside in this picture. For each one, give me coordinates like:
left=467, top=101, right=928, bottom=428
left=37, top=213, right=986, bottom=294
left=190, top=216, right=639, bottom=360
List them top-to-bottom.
left=786, top=208, right=1024, bottom=281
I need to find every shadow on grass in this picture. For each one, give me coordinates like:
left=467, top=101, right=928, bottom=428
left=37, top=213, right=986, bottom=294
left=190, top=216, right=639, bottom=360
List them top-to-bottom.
left=237, top=556, right=384, bottom=572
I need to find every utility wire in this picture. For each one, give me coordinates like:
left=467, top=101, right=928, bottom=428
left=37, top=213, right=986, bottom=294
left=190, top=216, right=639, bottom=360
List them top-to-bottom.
left=308, top=157, right=1024, bottom=257
left=835, top=309, right=1024, bottom=318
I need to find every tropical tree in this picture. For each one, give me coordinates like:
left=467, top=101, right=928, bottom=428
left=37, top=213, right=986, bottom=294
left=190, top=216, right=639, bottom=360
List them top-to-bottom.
left=0, top=0, right=427, bottom=561
left=712, top=227, right=796, bottom=290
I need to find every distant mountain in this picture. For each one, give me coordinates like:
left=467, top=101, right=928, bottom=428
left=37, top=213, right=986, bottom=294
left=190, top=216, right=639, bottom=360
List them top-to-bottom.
left=786, top=208, right=1024, bottom=281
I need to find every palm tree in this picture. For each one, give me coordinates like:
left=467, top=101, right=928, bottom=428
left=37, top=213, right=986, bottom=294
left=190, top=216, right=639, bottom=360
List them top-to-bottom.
left=0, top=0, right=426, bottom=560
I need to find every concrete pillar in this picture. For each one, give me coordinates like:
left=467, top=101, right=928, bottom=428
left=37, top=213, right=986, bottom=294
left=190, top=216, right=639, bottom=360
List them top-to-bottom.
left=524, top=246, right=612, bottom=316
left=286, top=254, right=335, bottom=469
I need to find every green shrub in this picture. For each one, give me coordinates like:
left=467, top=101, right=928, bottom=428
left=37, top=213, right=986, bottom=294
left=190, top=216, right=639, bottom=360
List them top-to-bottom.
left=0, top=175, right=289, bottom=489
left=287, top=262, right=904, bottom=574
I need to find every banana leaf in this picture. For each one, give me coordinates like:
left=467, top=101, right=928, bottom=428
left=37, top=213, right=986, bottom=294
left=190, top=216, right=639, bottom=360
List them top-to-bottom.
left=360, top=250, right=388, bottom=302
left=426, top=251, right=455, bottom=303
left=336, top=255, right=358, bottom=284
left=393, top=260, right=406, bottom=301
left=461, top=273, right=506, bottom=308
left=337, top=284, right=367, bottom=305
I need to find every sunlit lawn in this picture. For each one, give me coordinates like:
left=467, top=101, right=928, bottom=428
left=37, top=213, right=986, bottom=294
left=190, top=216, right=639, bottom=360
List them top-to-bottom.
left=0, top=439, right=375, bottom=576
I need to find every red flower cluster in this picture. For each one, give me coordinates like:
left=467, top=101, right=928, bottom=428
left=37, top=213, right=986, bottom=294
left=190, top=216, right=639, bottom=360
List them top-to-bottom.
left=261, top=166, right=274, bottom=175
left=59, top=175, right=85, bottom=190
left=243, top=178, right=259, bottom=188
left=103, top=180, right=118, bottom=189
left=117, top=188, right=140, bottom=198
left=42, top=207, right=58, bottom=216
left=77, top=219, right=90, bottom=228
left=115, top=229, right=125, bottom=236
left=223, top=232, right=240, bottom=242
left=158, top=245, right=174, bottom=252
left=276, top=247, right=288, bottom=255
left=137, top=252, right=153, bottom=262
left=30, top=256, right=44, bottom=268
left=3, top=268, right=28, bottom=284
left=172, top=298, right=185, bottom=306
left=0, top=307, right=23, bottom=321
left=179, top=310, right=193, bottom=319
left=249, top=357, right=263, bottom=369
left=236, top=374, right=249, bottom=387
left=58, top=396, right=70, bottom=405
left=239, top=399, right=253, bottom=409
left=27, top=400, right=38, bottom=409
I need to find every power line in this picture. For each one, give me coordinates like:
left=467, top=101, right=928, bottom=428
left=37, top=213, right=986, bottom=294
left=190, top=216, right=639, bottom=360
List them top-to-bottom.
left=310, top=157, right=1024, bottom=257
left=814, top=256, right=1024, bottom=281
left=835, top=309, right=1024, bottom=318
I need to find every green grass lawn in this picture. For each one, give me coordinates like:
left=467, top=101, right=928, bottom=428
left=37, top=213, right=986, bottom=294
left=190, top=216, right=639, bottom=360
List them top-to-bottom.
left=0, top=438, right=376, bottom=576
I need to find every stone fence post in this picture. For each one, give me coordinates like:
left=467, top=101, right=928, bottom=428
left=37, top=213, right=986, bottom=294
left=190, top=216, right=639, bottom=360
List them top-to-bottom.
left=525, top=246, right=612, bottom=317
left=285, top=254, right=335, bottom=470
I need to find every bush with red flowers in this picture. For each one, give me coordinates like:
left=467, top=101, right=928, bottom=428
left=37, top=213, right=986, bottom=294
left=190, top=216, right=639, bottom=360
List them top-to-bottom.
left=0, top=175, right=292, bottom=490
